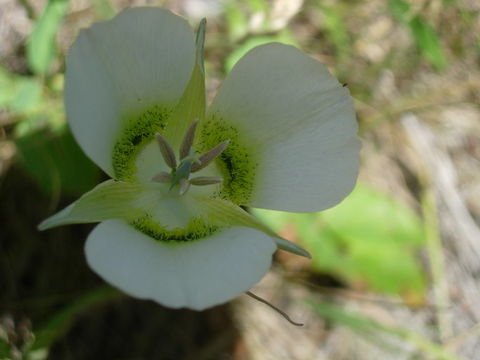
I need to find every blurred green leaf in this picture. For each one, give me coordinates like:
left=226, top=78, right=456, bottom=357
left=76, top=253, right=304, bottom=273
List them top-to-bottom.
left=27, top=0, right=69, bottom=76
left=224, top=0, right=277, bottom=42
left=246, top=0, right=267, bottom=13
left=388, top=0, right=447, bottom=70
left=389, top=0, right=411, bottom=23
left=225, top=1, right=249, bottom=41
left=318, top=3, right=351, bottom=60
left=409, top=16, right=447, bottom=70
left=225, top=32, right=297, bottom=72
left=0, top=66, right=17, bottom=107
left=0, top=68, right=44, bottom=112
left=11, top=78, right=43, bottom=113
left=14, top=95, right=63, bottom=137
left=15, top=124, right=100, bottom=196
left=254, top=184, right=426, bottom=296
left=32, top=286, right=121, bottom=352
left=310, top=301, right=460, bottom=360
left=311, top=301, right=401, bottom=352
left=0, top=336, right=10, bottom=358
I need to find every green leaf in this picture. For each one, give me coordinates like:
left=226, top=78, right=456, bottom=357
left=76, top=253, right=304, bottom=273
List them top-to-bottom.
left=27, top=0, right=69, bottom=75
left=246, top=0, right=267, bottom=13
left=388, top=0, right=447, bottom=70
left=388, top=0, right=411, bottom=24
left=225, top=1, right=248, bottom=41
left=318, top=3, right=351, bottom=60
left=409, top=16, right=447, bottom=70
left=163, top=19, right=207, bottom=148
left=225, top=32, right=297, bottom=73
left=0, top=66, right=18, bottom=107
left=0, top=69, right=45, bottom=113
left=11, top=77, right=43, bottom=113
left=16, top=125, right=100, bottom=196
left=38, top=180, right=158, bottom=230
left=254, top=184, right=426, bottom=296
left=193, top=196, right=310, bottom=258
left=32, top=286, right=121, bottom=351
left=310, top=301, right=461, bottom=360
left=0, top=336, right=10, bottom=358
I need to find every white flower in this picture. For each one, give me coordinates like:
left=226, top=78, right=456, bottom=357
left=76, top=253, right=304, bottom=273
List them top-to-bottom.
left=39, top=7, right=360, bottom=310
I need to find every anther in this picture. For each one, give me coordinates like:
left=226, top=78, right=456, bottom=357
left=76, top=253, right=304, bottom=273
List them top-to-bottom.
left=179, top=119, right=199, bottom=160
left=155, top=133, right=177, bottom=169
left=192, top=140, right=230, bottom=173
left=151, top=171, right=172, bottom=183
left=189, top=176, right=223, bottom=186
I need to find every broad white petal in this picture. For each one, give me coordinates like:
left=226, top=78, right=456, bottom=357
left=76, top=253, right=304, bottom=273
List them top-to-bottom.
left=65, top=8, right=195, bottom=176
left=208, top=43, right=360, bottom=212
left=85, top=220, right=276, bottom=310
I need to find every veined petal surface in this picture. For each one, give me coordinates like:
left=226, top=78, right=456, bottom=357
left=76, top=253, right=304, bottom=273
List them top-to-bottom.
left=65, top=7, right=196, bottom=176
left=209, top=43, right=360, bottom=212
left=85, top=220, right=276, bottom=310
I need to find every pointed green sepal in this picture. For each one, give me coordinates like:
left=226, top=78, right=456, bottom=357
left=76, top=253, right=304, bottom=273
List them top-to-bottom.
left=195, top=18, right=206, bottom=75
left=163, top=19, right=207, bottom=148
left=38, top=180, right=159, bottom=230
left=193, top=196, right=311, bottom=258
left=273, top=237, right=312, bottom=259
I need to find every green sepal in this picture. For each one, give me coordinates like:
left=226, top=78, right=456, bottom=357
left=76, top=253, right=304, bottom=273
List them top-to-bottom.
left=27, top=0, right=69, bottom=75
left=195, top=18, right=206, bottom=75
left=163, top=19, right=207, bottom=148
left=38, top=180, right=159, bottom=230
left=193, top=196, right=311, bottom=258
left=273, top=237, right=312, bottom=259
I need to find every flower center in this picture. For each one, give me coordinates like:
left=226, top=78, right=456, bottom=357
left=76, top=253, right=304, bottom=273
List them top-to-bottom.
left=152, top=119, right=230, bottom=195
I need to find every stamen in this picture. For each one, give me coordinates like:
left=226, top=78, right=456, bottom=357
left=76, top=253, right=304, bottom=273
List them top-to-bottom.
left=179, top=119, right=199, bottom=160
left=153, top=123, right=228, bottom=195
left=155, top=133, right=177, bottom=169
left=191, top=140, right=230, bottom=173
left=151, top=171, right=172, bottom=183
left=189, top=176, right=223, bottom=186
left=179, top=178, right=190, bottom=195
left=246, top=291, right=304, bottom=327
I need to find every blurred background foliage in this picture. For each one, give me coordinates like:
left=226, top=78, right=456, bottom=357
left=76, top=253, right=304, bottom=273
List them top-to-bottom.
left=0, top=0, right=479, bottom=359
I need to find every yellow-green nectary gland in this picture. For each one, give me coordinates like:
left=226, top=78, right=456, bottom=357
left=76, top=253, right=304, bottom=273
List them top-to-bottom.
left=112, top=106, right=171, bottom=181
left=111, top=108, right=257, bottom=242
left=199, top=115, right=258, bottom=205
left=131, top=214, right=220, bottom=242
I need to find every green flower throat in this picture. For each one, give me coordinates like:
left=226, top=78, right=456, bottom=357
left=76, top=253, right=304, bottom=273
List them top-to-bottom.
left=111, top=107, right=258, bottom=242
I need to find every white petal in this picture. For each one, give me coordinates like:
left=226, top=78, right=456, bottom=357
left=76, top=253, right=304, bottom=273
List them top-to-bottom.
left=65, top=8, right=195, bottom=176
left=208, top=43, right=360, bottom=212
left=85, top=220, right=276, bottom=310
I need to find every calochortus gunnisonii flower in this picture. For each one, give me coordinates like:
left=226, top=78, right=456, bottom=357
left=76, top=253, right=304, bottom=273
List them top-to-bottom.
left=39, top=7, right=360, bottom=310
